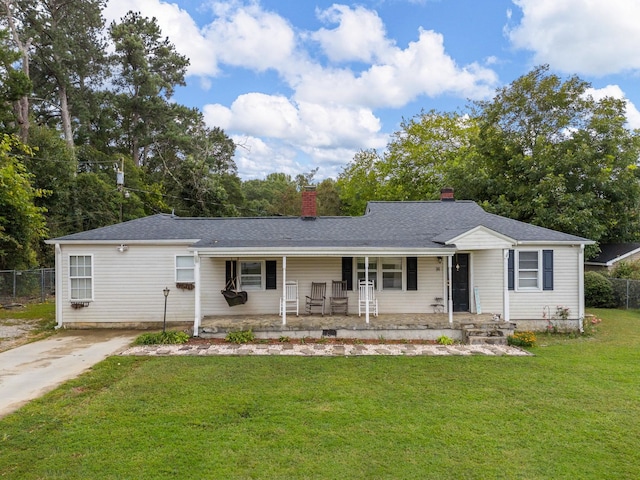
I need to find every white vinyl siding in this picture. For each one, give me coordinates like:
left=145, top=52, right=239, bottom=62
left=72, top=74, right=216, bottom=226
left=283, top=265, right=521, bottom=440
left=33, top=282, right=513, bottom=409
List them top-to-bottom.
left=62, top=245, right=196, bottom=325
left=508, top=245, right=580, bottom=320
left=69, top=255, right=93, bottom=301
left=175, top=255, right=195, bottom=282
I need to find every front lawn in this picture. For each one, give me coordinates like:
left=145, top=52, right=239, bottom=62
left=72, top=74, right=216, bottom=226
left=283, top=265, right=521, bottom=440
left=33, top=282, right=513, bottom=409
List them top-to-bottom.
left=1, top=309, right=639, bottom=479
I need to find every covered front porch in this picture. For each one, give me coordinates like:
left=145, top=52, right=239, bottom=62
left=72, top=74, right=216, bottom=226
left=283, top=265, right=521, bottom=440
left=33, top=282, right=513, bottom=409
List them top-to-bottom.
left=198, top=312, right=513, bottom=343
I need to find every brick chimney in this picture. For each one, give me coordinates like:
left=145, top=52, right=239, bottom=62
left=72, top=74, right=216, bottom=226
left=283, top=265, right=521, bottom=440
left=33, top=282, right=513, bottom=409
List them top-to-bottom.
left=301, top=186, right=317, bottom=219
left=440, top=187, right=455, bottom=201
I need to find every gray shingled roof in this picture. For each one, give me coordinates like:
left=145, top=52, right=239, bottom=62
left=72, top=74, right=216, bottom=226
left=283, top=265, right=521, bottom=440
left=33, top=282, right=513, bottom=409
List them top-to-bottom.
left=48, top=200, right=591, bottom=249
left=587, top=243, right=640, bottom=265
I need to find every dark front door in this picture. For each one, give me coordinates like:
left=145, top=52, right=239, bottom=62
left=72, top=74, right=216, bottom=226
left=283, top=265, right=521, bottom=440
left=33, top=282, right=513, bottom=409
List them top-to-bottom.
left=452, top=253, right=469, bottom=312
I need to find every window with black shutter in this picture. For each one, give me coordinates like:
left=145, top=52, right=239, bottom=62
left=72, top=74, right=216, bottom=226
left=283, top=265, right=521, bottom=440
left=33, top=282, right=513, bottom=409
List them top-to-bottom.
left=406, top=257, right=418, bottom=291
left=265, top=260, right=277, bottom=290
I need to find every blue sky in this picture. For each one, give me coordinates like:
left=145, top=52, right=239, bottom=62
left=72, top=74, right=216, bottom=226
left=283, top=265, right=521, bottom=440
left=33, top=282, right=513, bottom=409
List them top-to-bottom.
left=104, top=0, right=640, bottom=180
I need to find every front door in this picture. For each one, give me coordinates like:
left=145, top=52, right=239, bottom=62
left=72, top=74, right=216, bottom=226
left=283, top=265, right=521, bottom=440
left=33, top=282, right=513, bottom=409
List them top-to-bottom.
left=452, top=253, right=469, bottom=312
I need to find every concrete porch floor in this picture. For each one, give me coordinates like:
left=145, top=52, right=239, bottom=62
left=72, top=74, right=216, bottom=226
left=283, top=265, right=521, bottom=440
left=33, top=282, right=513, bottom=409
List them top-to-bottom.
left=199, top=312, right=504, bottom=341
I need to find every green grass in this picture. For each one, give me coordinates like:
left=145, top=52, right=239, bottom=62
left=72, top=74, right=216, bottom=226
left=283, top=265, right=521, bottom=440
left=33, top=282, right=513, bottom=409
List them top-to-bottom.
left=0, top=301, right=56, bottom=333
left=1, top=309, right=639, bottom=479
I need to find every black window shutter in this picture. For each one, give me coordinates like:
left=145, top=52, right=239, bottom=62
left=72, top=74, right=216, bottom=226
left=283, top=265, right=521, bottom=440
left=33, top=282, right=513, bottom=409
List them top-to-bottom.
left=508, top=250, right=514, bottom=290
left=543, top=250, right=554, bottom=291
left=342, top=257, right=353, bottom=290
left=406, top=257, right=418, bottom=291
left=225, top=260, right=236, bottom=285
left=265, top=260, right=277, bottom=290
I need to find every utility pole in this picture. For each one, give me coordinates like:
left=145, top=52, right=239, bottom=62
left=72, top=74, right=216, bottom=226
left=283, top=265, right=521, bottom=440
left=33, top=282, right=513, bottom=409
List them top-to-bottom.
left=116, top=158, right=128, bottom=222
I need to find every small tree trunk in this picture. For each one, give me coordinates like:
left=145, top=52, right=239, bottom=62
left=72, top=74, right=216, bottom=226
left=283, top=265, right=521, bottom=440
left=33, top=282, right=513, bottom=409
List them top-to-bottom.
left=3, top=0, right=31, bottom=142
left=58, top=84, right=75, bottom=149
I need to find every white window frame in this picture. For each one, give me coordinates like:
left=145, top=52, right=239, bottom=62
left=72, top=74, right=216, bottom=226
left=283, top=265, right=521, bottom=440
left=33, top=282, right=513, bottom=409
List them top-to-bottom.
left=516, top=250, right=542, bottom=291
left=69, top=254, right=93, bottom=301
left=175, top=255, right=195, bottom=283
left=381, top=256, right=404, bottom=291
left=356, top=257, right=405, bottom=291
left=356, top=257, right=378, bottom=288
left=240, top=260, right=264, bottom=291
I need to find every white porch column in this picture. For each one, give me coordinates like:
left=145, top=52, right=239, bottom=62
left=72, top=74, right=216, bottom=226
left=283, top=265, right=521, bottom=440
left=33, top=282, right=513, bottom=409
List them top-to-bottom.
left=55, top=243, right=63, bottom=329
left=578, top=244, right=585, bottom=332
left=503, top=249, right=510, bottom=322
left=193, top=251, right=201, bottom=336
left=282, top=256, right=287, bottom=326
left=365, top=256, right=370, bottom=324
left=447, top=256, right=453, bottom=325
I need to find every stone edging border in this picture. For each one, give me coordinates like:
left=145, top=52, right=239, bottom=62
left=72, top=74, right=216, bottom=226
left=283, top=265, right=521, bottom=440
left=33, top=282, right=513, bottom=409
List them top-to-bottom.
left=121, top=343, right=532, bottom=357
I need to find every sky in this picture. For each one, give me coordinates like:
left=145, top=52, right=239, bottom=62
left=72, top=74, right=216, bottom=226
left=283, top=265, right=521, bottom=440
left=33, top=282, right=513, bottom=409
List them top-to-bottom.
left=103, top=0, right=640, bottom=181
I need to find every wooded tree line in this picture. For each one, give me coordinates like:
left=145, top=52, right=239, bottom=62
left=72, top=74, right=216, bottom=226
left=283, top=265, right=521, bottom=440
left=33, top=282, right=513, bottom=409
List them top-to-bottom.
left=1, top=1, right=638, bottom=269
left=338, top=66, right=640, bottom=257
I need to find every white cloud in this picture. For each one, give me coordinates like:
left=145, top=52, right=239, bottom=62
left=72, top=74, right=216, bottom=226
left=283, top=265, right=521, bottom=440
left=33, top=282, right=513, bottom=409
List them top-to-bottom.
left=103, top=0, right=217, bottom=76
left=508, top=0, right=640, bottom=76
left=105, top=1, right=500, bottom=179
left=202, top=2, right=297, bottom=72
left=312, top=5, right=393, bottom=63
left=293, top=27, right=498, bottom=108
left=586, top=85, right=640, bottom=130
left=204, top=93, right=386, bottom=148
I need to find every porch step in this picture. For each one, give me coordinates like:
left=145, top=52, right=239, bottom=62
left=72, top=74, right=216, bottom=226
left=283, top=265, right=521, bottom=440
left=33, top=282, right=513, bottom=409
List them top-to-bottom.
left=461, top=322, right=515, bottom=345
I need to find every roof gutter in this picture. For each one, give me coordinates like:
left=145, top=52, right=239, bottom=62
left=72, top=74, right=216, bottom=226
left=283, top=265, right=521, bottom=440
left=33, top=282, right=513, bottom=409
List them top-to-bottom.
left=189, top=247, right=456, bottom=257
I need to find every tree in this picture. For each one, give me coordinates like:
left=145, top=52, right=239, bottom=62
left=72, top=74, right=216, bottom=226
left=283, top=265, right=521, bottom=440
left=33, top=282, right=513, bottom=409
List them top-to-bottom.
left=0, top=1, right=31, bottom=141
left=109, top=11, right=189, bottom=167
left=0, top=29, right=31, bottom=134
left=467, top=65, right=640, bottom=245
left=383, top=110, right=479, bottom=201
left=0, top=133, right=47, bottom=269
left=336, top=149, right=385, bottom=216
left=242, top=173, right=301, bottom=216
left=316, top=178, right=341, bottom=216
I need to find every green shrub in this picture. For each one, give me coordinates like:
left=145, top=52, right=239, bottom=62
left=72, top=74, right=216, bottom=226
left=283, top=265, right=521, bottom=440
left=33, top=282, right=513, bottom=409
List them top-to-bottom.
left=610, top=260, right=640, bottom=279
left=584, top=271, right=616, bottom=308
left=225, top=329, right=255, bottom=344
left=133, top=330, right=190, bottom=345
left=507, top=331, right=536, bottom=347
left=436, top=335, right=454, bottom=345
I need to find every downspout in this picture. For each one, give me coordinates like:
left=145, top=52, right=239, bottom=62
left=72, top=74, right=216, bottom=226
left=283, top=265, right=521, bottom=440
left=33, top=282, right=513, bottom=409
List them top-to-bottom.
left=55, top=243, right=63, bottom=329
left=578, top=244, right=585, bottom=332
left=503, top=249, right=510, bottom=322
left=193, top=251, right=201, bottom=336
left=282, top=256, right=287, bottom=326
left=365, top=256, right=370, bottom=324
left=447, top=256, right=453, bottom=325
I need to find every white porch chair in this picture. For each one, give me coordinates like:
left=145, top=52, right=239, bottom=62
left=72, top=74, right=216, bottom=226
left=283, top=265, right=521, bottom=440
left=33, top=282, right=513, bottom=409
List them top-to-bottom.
left=358, top=280, right=378, bottom=317
left=279, top=281, right=299, bottom=316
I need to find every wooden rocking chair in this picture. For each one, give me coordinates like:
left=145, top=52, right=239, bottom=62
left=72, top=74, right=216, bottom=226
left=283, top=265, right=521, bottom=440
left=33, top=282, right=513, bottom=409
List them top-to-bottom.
left=330, top=280, right=349, bottom=315
left=305, top=282, right=326, bottom=315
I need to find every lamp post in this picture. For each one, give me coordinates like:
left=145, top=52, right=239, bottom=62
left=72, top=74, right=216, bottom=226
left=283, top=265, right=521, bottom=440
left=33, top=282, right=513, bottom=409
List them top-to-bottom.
left=162, top=287, right=170, bottom=333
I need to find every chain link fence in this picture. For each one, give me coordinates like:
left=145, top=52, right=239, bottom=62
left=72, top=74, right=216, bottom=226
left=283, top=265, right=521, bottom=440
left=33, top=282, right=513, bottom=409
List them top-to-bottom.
left=0, top=268, right=55, bottom=304
left=609, top=277, right=640, bottom=309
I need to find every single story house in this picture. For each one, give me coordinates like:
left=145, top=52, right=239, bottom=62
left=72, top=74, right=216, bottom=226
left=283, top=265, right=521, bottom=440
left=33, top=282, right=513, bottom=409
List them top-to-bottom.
left=46, top=188, right=593, bottom=334
left=584, top=243, right=640, bottom=272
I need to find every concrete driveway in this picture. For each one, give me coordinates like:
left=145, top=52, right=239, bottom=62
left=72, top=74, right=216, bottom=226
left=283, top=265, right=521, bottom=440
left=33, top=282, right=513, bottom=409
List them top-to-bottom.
left=0, top=330, right=138, bottom=418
